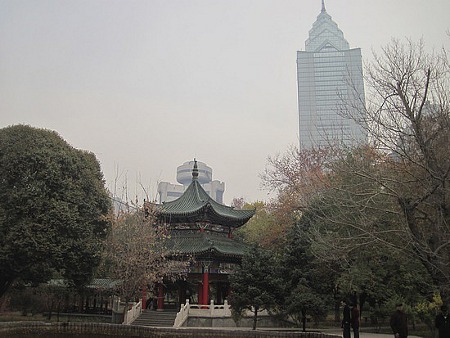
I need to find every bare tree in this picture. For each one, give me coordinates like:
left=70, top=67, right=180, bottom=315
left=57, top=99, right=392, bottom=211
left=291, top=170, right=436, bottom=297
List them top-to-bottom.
left=320, top=39, right=450, bottom=299
left=261, top=146, right=339, bottom=212
left=259, top=147, right=333, bottom=249
left=102, top=204, right=187, bottom=305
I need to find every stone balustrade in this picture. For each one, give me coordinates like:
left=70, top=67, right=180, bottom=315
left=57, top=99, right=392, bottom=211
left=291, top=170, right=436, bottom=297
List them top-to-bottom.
left=111, top=296, right=142, bottom=325
left=174, top=299, right=232, bottom=327
left=123, top=300, right=142, bottom=325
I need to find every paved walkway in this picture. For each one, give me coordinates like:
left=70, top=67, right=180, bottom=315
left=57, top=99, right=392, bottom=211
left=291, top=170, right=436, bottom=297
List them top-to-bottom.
left=177, top=327, right=423, bottom=338
left=320, top=329, right=423, bottom=338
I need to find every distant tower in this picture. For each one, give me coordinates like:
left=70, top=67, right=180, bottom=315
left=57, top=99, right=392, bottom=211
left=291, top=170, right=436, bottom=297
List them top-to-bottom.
left=297, top=0, right=366, bottom=149
left=157, top=160, right=225, bottom=203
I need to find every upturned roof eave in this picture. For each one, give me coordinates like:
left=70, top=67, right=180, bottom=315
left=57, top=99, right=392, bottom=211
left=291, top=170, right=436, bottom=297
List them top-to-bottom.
left=157, top=179, right=255, bottom=226
left=158, top=211, right=253, bottom=227
left=171, top=248, right=245, bottom=259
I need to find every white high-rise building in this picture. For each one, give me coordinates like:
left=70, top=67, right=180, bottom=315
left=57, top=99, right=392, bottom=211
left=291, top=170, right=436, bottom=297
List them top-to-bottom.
left=297, top=1, right=366, bottom=149
left=157, top=160, right=225, bottom=203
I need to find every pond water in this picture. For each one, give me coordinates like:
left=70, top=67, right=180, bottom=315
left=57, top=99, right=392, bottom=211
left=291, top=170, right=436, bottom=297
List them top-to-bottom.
left=6, top=335, right=113, bottom=338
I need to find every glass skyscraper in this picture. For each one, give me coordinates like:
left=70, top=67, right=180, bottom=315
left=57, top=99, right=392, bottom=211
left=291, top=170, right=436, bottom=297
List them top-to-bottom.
left=297, top=1, right=366, bottom=149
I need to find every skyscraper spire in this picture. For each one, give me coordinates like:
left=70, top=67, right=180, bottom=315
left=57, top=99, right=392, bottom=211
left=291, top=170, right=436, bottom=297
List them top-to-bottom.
left=321, top=0, right=326, bottom=13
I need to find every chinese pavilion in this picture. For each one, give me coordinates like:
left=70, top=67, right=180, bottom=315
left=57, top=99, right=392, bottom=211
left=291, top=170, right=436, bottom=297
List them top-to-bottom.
left=154, top=160, right=255, bottom=310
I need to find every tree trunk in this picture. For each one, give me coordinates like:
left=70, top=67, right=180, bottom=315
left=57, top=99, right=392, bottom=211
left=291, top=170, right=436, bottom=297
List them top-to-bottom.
left=0, top=279, right=12, bottom=300
left=47, top=300, right=53, bottom=320
left=334, top=300, right=341, bottom=322
left=252, top=307, right=258, bottom=330
left=302, top=309, right=307, bottom=332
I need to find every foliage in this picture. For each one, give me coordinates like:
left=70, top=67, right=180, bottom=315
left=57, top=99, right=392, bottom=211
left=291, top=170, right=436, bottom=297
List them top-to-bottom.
left=0, top=125, right=111, bottom=298
left=260, top=146, right=336, bottom=230
left=261, top=146, right=335, bottom=201
left=244, top=147, right=337, bottom=252
left=260, top=147, right=348, bottom=324
left=303, top=147, right=405, bottom=262
left=292, top=150, right=434, bottom=318
left=235, top=201, right=279, bottom=247
left=101, top=206, right=187, bottom=303
left=279, top=224, right=333, bottom=330
left=229, top=245, right=283, bottom=330
left=7, top=281, right=75, bottom=320
left=285, top=283, right=327, bottom=329
left=8, top=284, right=43, bottom=316
left=416, top=293, right=442, bottom=331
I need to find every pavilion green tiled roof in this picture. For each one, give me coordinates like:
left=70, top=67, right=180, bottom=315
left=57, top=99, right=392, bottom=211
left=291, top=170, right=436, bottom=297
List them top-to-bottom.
left=157, top=162, right=255, bottom=227
left=168, top=232, right=249, bottom=260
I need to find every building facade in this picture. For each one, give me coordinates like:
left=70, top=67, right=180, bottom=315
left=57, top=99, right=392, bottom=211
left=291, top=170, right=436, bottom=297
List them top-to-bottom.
left=297, top=1, right=366, bottom=149
left=157, top=160, right=225, bottom=204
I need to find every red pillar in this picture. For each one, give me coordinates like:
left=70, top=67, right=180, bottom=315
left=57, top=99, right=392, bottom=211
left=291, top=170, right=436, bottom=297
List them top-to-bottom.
left=202, top=264, right=209, bottom=305
left=157, top=283, right=164, bottom=311
left=142, top=287, right=147, bottom=310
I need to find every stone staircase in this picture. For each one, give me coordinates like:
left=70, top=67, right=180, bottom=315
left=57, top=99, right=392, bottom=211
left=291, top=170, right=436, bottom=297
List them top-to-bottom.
left=131, top=309, right=178, bottom=327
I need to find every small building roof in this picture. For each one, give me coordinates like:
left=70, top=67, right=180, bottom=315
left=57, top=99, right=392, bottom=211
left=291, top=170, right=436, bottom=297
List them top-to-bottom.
left=157, top=160, right=255, bottom=227
left=47, top=278, right=122, bottom=290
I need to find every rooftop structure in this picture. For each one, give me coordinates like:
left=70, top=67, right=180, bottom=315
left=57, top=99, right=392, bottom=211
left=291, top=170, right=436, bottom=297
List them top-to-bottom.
left=157, top=160, right=225, bottom=204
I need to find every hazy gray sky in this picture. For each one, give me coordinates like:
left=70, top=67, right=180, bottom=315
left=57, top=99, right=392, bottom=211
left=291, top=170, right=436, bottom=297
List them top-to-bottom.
left=1, top=0, right=449, bottom=204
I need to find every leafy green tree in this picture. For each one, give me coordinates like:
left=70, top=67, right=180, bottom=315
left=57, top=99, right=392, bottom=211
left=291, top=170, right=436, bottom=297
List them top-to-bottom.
left=0, top=125, right=111, bottom=298
left=262, top=144, right=433, bottom=321
left=300, top=157, right=434, bottom=313
left=235, top=201, right=279, bottom=247
left=279, top=224, right=333, bottom=330
left=229, top=245, right=283, bottom=330
left=286, top=283, right=328, bottom=331
left=416, top=292, right=442, bottom=332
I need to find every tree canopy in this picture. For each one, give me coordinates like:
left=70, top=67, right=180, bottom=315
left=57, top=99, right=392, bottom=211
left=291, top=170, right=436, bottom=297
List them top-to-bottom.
left=0, top=125, right=111, bottom=298
left=280, top=225, right=331, bottom=330
left=229, top=245, right=283, bottom=330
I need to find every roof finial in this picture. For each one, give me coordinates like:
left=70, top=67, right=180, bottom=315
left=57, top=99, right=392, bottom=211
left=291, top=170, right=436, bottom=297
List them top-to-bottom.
left=321, top=0, right=326, bottom=12
left=192, top=158, right=199, bottom=181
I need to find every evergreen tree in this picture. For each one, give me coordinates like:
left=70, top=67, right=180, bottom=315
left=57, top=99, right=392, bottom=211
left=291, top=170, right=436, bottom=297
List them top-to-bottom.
left=0, top=125, right=111, bottom=298
left=280, top=223, right=331, bottom=330
left=229, top=245, right=283, bottom=330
